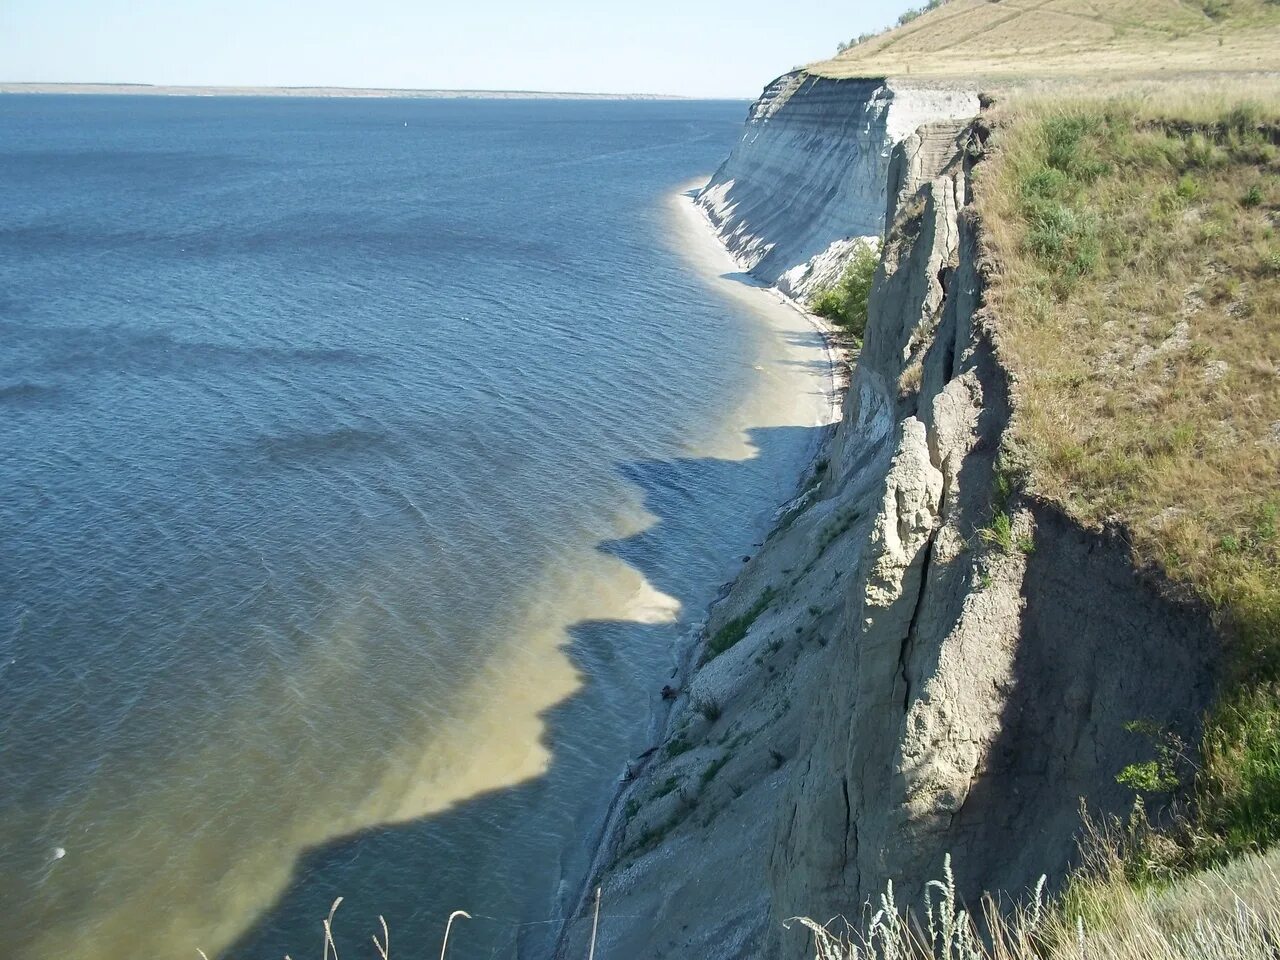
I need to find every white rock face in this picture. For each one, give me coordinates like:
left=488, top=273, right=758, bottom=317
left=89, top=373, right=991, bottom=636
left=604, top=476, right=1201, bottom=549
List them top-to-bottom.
left=696, top=72, right=978, bottom=298
left=555, top=75, right=1218, bottom=960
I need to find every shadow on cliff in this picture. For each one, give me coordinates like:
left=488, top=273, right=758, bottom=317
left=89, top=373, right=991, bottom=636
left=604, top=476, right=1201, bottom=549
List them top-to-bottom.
left=912, top=314, right=1216, bottom=906
left=222, top=423, right=825, bottom=960
left=938, top=500, right=1221, bottom=909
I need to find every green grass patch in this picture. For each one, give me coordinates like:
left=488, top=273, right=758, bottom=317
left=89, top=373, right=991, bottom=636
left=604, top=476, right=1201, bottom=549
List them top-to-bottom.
left=809, top=244, right=879, bottom=343
left=979, top=511, right=1015, bottom=552
left=702, top=588, right=776, bottom=662
left=664, top=735, right=693, bottom=760
left=700, top=754, right=731, bottom=786
left=653, top=775, right=680, bottom=800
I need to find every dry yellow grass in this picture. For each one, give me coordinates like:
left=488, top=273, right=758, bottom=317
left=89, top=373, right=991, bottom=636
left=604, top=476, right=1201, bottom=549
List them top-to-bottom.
left=810, top=0, right=1280, bottom=84
left=977, top=93, right=1280, bottom=863
left=979, top=96, right=1279, bottom=635
left=794, top=847, right=1280, bottom=960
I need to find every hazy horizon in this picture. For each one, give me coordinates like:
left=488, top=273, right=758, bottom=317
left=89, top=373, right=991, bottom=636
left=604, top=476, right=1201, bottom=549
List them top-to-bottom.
left=2, top=0, right=919, bottom=99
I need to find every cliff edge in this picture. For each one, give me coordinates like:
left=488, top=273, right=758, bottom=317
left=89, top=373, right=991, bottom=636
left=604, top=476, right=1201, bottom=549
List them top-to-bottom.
left=554, top=71, right=1235, bottom=959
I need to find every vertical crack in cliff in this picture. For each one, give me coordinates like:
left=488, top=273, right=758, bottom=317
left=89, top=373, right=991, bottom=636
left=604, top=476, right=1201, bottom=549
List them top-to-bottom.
left=898, top=527, right=937, bottom=714
left=841, top=776, right=852, bottom=870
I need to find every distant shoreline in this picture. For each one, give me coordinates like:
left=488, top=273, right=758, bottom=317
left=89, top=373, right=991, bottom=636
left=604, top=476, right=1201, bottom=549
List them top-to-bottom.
left=0, top=82, right=694, bottom=100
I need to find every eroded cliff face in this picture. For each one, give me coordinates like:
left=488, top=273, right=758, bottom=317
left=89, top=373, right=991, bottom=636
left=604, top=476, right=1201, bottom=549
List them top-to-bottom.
left=696, top=73, right=977, bottom=300
left=556, top=76, right=1217, bottom=960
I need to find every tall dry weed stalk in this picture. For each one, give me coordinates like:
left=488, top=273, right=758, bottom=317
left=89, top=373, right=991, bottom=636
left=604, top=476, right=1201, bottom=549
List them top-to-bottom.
left=788, top=848, right=1280, bottom=960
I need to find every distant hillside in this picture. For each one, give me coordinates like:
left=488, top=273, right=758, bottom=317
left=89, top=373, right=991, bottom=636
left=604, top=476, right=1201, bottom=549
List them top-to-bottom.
left=809, top=0, right=1280, bottom=82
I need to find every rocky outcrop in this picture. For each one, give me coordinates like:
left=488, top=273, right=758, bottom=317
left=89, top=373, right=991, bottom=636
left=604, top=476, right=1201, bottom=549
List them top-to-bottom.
left=556, top=75, right=1218, bottom=960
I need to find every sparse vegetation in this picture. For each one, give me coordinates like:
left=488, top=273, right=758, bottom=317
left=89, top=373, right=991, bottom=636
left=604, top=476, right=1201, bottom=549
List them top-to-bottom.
left=813, top=0, right=1280, bottom=83
left=834, top=0, right=947, bottom=53
left=982, top=97, right=1280, bottom=872
left=809, top=244, right=879, bottom=344
left=979, top=464, right=1033, bottom=554
left=818, top=506, right=863, bottom=552
left=979, top=511, right=1015, bottom=553
left=702, top=588, right=777, bottom=662
left=694, top=695, right=722, bottom=723
left=1116, top=720, right=1189, bottom=798
left=664, top=734, right=693, bottom=759
left=700, top=754, right=731, bottom=786
left=653, top=775, right=680, bottom=799
left=627, top=818, right=677, bottom=858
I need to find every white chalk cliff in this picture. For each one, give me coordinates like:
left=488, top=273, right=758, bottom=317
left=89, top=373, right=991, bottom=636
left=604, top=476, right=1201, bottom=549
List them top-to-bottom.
left=555, top=72, right=1218, bottom=960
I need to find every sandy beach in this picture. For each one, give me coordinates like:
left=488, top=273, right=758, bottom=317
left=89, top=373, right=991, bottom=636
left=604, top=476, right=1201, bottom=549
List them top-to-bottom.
left=554, top=179, right=844, bottom=945
left=665, top=179, right=842, bottom=457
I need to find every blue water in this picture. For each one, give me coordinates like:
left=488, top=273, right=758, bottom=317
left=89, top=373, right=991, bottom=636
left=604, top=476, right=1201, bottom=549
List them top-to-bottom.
left=0, top=95, right=822, bottom=960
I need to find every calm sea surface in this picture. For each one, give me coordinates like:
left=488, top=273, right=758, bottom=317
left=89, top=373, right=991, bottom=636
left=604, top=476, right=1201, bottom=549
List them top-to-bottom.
left=0, top=95, right=825, bottom=959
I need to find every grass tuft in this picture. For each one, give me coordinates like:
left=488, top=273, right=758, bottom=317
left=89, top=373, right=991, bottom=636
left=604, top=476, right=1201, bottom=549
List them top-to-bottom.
left=702, top=588, right=777, bottom=663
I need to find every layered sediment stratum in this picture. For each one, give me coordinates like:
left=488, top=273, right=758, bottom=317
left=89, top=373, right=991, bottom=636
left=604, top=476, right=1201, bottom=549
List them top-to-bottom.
left=556, top=73, right=1218, bottom=960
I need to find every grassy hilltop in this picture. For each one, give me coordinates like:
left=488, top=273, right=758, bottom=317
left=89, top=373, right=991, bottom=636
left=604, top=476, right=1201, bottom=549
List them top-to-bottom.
left=810, top=0, right=1280, bottom=82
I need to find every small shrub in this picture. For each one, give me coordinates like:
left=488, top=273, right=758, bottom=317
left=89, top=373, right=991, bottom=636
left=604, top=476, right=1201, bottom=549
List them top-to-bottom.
left=1042, top=114, right=1109, bottom=180
left=1184, top=132, right=1221, bottom=168
left=1020, top=165, right=1070, bottom=200
left=1242, top=184, right=1264, bottom=207
left=1025, top=198, right=1100, bottom=275
left=808, top=245, right=879, bottom=342
left=694, top=696, right=723, bottom=723
left=1116, top=721, right=1189, bottom=798
left=1117, top=761, right=1179, bottom=794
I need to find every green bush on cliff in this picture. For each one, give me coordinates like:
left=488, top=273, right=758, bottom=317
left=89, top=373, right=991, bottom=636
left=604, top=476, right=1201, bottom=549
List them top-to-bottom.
left=809, top=244, right=879, bottom=342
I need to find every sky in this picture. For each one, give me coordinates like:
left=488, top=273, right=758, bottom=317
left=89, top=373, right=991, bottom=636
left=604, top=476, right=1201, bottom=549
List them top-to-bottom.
left=1, top=0, right=917, bottom=99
